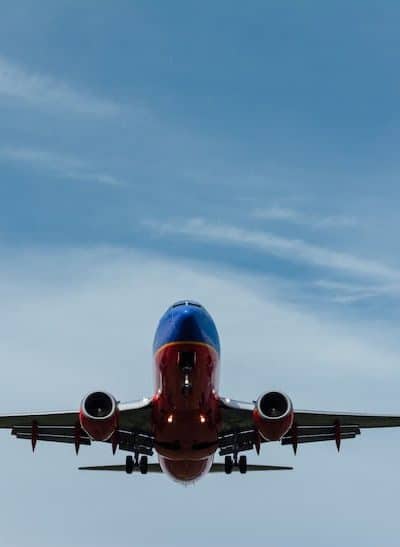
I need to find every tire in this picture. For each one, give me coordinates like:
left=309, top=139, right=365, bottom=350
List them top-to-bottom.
left=126, top=455, right=134, bottom=474
left=238, top=455, right=247, bottom=474
left=139, top=456, right=148, bottom=475
left=224, top=456, right=233, bottom=475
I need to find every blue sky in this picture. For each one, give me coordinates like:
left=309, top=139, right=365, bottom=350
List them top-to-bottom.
left=1, top=2, right=400, bottom=546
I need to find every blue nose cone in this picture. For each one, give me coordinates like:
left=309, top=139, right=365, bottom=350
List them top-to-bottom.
left=153, top=301, right=221, bottom=355
left=172, top=306, right=204, bottom=340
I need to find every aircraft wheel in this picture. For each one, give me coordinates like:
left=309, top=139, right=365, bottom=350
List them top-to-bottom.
left=126, top=455, right=134, bottom=474
left=139, top=455, right=148, bottom=475
left=224, top=455, right=233, bottom=474
left=238, top=455, right=247, bottom=474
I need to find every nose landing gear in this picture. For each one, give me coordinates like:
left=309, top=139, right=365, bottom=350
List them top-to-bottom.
left=179, top=351, right=196, bottom=396
left=182, top=373, right=192, bottom=396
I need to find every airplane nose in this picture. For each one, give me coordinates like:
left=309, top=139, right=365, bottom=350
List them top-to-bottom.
left=153, top=301, right=220, bottom=355
left=173, top=308, right=203, bottom=340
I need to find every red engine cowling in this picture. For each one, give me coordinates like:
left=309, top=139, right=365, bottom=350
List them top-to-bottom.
left=79, top=391, right=119, bottom=441
left=253, top=391, right=294, bottom=441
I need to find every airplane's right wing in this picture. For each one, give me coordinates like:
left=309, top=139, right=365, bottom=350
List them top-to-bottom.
left=218, top=397, right=400, bottom=456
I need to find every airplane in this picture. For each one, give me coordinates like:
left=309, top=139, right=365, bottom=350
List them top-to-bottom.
left=1, top=299, right=400, bottom=483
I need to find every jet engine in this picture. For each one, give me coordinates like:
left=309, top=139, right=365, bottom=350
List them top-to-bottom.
left=79, top=391, right=119, bottom=441
left=253, top=391, right=294, bottom=441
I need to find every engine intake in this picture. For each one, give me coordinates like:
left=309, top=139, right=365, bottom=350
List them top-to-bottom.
left=80, top=391, right=119, bottom=441
left=253, top=391, right=294, bottom=441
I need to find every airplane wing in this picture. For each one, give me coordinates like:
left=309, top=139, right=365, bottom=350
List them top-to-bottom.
left=218, top=397, right=400, bottom=455
left=0, top=399, right=154, bottom=455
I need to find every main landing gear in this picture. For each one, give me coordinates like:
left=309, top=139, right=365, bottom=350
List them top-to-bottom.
left=126, top=455, right=148, bottom=475
left=224, top=455, right=247, bottom=474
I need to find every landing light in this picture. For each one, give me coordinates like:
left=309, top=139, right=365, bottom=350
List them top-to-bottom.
left=167, top=414, right=174, bottom=424
left=200, top=414, right=206, bottom=424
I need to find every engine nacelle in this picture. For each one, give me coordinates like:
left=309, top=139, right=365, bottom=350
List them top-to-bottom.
left=79, top=391, right=119, bottom=441
left=253, top=391, right=294, bottom=441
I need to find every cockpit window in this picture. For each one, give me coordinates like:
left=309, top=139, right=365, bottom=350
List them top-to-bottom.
left=172, top=300, right=203, bottom=308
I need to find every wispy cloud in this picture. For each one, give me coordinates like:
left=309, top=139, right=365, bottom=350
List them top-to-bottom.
left=0, top=55, right=119, bottom=117
left=0, top=146, right=125, bottom=187
left=252, top=206, right=357, bottom=229
left=145, top=218, right=400, bottom=283
left=2, top=246, right=400, bottom=545
left=313, top=279, right=400, bottom=303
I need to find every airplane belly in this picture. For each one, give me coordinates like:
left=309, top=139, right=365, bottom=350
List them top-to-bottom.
left=154, top=408, right=219, bottom=460
left=159, top=455, right=213, bottom=483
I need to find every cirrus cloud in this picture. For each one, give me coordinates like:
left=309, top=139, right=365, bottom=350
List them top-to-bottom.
left=0, top=55, right=119, bottom=117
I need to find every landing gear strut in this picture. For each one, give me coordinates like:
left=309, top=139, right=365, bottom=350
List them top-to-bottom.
left=179, top=351, right=196, bottom=396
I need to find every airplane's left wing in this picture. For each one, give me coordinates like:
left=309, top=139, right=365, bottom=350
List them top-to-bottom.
left=218, top=397, right=400, bottom=456
left=0, top=398, right=154, bottom=454
left=0, top=409, right=90, bottom=450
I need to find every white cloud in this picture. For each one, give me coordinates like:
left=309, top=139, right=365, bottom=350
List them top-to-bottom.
left=0, top=55, right=119, bottom=117
left=0, top=146, right=125, bottom=187
left=253, top=206, right=358, bottom=229
left=253, top=206, right=300, bottom=221
left=145, top=218, right=400, bottom=283
left=0, top=246, right=398, bottom=406
left=0, top=247, right=400, bottom=546
left=313, top=279, right=400, bottom=303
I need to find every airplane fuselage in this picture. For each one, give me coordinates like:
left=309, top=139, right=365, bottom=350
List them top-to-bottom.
left=152, top=301, right=221, bottom=482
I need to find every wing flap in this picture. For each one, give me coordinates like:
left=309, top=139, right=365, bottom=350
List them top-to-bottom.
left=294, top=425, right=361, bottom=436
left=11, top=426, right=154, bottom=455
left=12, top=426, right=90, bottom=439
left=281, top=432, right=357, bottom=446
left=15, top=433, right=91, bottom=446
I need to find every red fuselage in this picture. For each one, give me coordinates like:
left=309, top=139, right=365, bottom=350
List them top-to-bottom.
left=151, top=302, right=221, bottom=482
